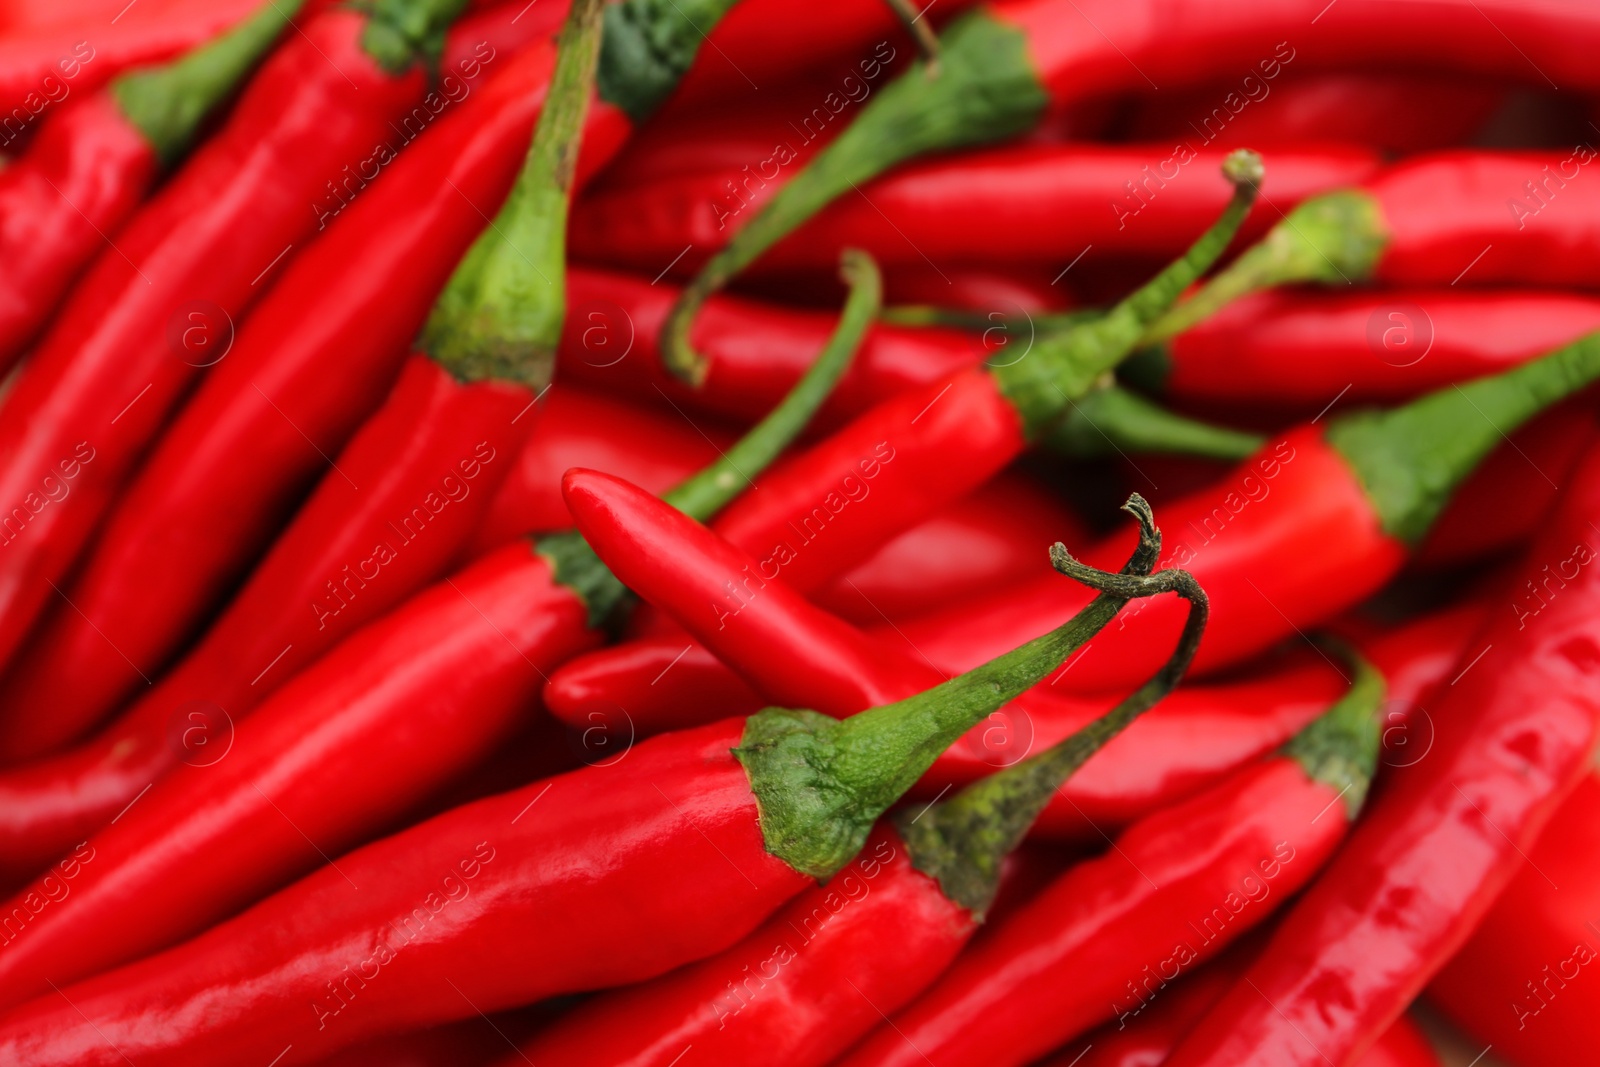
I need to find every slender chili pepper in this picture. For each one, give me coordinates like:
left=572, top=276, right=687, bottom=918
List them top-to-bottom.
left=0, top=0, right=741, bottom=760
left=0, top=0, right=298, bottom=373
left=0, top=0, right=476, bottom=680
left=0, top=0, right=268, bottom=120
left=658, top=0, right=1600, bottom=370
left=1125, top=71, right=1504, bottom=155
left=568, top=143, right=1376, bottom=289
left=1152, top=151, right=1600, bottom=341
left=0, top=232, right=883, bottom=1005
left=1131, top=289, right=1600, bottom=409
left=882, top=330, right=1600, bottom=691
left=1417, top=397, right=1597, bottom=570
left=1160, top=432, right=1600, bottom=1067
left=551, top=467, right=1478, bottom=838
left=510, top=480, right=1200, bottom=1067
left=0, top=492, right=1182, bottom=1064
left=499, top=543, right=1203, bottom=1067
left=835, top=648, right=1383, bottom=1067
left=1427, top=771, right=1600, bottom=1067
left=1055, top=951, right=1440, bottom=1067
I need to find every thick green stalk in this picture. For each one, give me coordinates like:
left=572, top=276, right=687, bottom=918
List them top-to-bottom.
left=111, top=0, right=305, bottom=166
left=356, top=0, right=472, bottom=74
left=419, top=0, right=603, bottom=386
left=596, top=0, right=743, bottom=122
left=661, top=10, right=1050, bottom=384
left=991, top=151, right=1263, bottom=438
left=1142, top=189, right=1391, bottom=344
left=664, top=250, right=882, bottom=520
left=538, top=251, right=884, bottom=629
left=1327, top=329, right=1600, bottom=544
left=1046, top=380, right=1264, bottom=461
left=737, top=495, right=1186, bottom=881
left=898, top=532, right=1206, bottom=917
left=1281, top=641, right=1384, bottom=819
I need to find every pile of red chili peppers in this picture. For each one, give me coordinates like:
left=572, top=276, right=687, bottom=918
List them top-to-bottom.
left=0, top=2, right=1596, bottom=1065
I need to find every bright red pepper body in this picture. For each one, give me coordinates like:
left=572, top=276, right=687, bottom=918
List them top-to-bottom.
left=0, top=0, right=261, bottom=118
left=0, top=8, right=437, bottom=675
left=0, top=38, right=632, bottom=760
left=1125, top=71, right=1503, bottom=155
left=0, top=93, right=156, bottom=371
left=568, top=144, right=1378, bottom=281
left=559, top=266, right=983, bottom=429
left=1158, top=289, right=1600, bottom=409
left=898, top=427, right=1408, bottom=688
left=1163, top=436, right=1600, bottom=1067
left=0, top=542, right=600, bottom=1010
left=0, top=718, right=809, bottom=1066
left=836, top=755, right=1354, bottom=1067
left=1427, top=772, right=1600, bottom=1067
left=501, top=825, right=971, bottom=1067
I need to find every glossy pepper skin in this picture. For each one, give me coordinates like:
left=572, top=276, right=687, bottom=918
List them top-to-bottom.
left=0, top=0, right=306, bottom=374
left=0, top=0, right=266, bottom=118
left=0, top=2, right=464, bottom=678
left=0, top=23, right=635, bottom=762
left=1125, top=70, right=1503, bottom=155
left=568, top=143, right=1377, bottom=281
left=1143, top=289, right=1600, bottom=410
left=898, top=325, right=1600, bottom=691
left=1161, top=431, right=1600, bottom=1067
left=555, top=468, right=1476, bottom=838
left=0, top=491, right=1167, bottom=1063
left=0, top=543, right=601, bottom=1010
left=835, top=685, right=1379, bottom=1067
left=0, top=718, right=811, bottom=1067
left=1428, top=772, right=1600, bottom=1067
left=500, top=824, right=974, bottom=1067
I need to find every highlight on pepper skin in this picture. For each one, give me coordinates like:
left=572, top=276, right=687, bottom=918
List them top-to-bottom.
left=0, top=1, right=1596, bottom=1065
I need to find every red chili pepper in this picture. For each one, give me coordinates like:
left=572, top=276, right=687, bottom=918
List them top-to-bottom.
left=0, top=0, right=752, bottom=759
left=0, top=0, right=269, bottom=121
left=656, top=0, right=1600, bottom=371
left=0, top=1, right=476, bottom=681
left=0, top=1, right=299, bottom=373
left=1124, top=71, right=1504, bottom=155
left=569, top=143, right=1377, bottom=285
left=1153, top=151, right=1600, bottom=340
left=0, top=227, right=883, bottom=1002
left=1135, top=289, right=1600, bottom=410
left=886, top=331, right=1600, bottom=692
left=1417, top=396, right=1597, bottom=570
left=1160, top=429, right=1600, bottom=1067
left=553, top=463, right=1479, bottom=838
left=500, top=479, right=1201, bottom=1067
left=0, top=490, right=1181, bottom=1063
left=835, top=650, right=1383, bottom=1067
left=1428, top=771, right=1600, bottom=1067
left=1057, top=951, right=1440, bottom=1067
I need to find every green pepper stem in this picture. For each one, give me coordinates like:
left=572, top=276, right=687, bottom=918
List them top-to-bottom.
left=111, top=0, right=305, bottom=167
left=356, top=0, right=472, bottom=75
left=418, top=0, right=603, bottom=387
left=596, top=0, right=742, bottom=123
left=881, top=0, right=941, bottom=72
left=660, top=9, right=1049, bottom=385
left=990, top=151, right=1263, bottom=437
left=1141, top=188, right=1390, bottom=345
left=664, top=250, right=882, bottom=522
left=540, top=251, right=883, bottom=628
left=1328, top=329, right=1600, bottom=544
left=1046, top=380, right=1264, bottom=461
left=737, top=495, right=1195, bottom=881
left=897, top=534, right=1207, bottom=916
left=1281, top=639, right=1384, bottom=820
